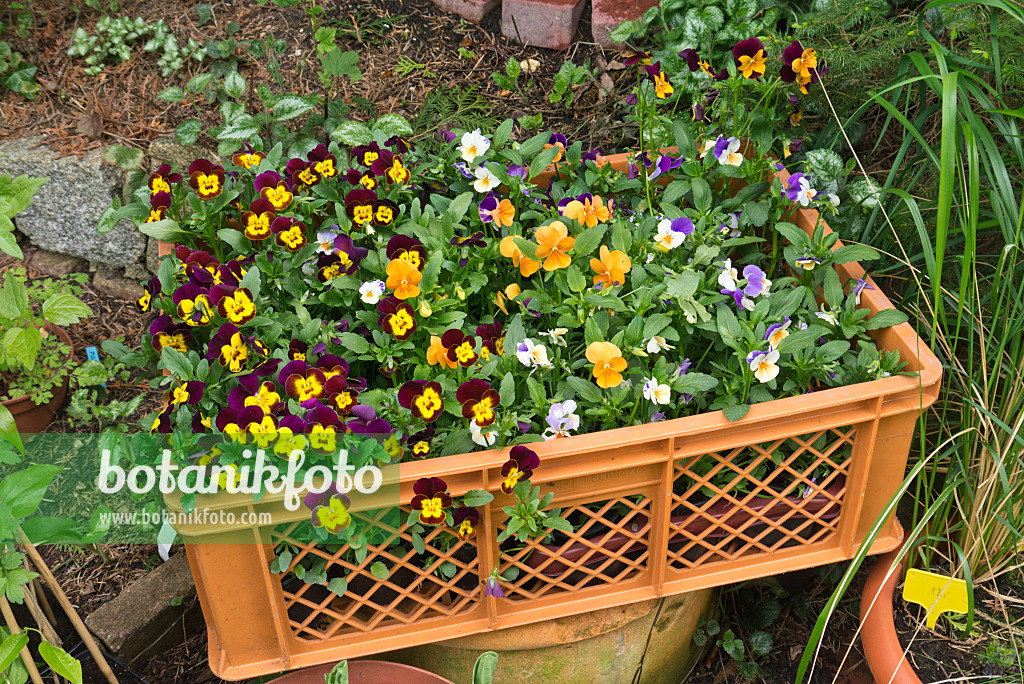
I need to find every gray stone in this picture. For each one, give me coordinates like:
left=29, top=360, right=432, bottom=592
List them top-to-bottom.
left=0, top=136, right=146, bottom=268
left=147, top=136, right=217, bottom=173
left=28, top=250, right=87, bottom=277
left=93, top=268, right=142, bottom=301
left=85, top=551, right=202, bottom=665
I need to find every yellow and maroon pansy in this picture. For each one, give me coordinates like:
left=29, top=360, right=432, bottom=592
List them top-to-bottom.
left=385, top=134, right=414, bottom=154
left=352, top=142, right=381, bottom=168
left=306, top=143, right=339, bottom=180
left=232, top=145, right=266, bottom=171
left=188, top=159, right=226, bottom=200
left=147, top=163, right=182, bottom=196
left=254, top=170, right=294, bottom=211
left=359, top=171, right=377, bottom=190
left=345, top=188, right=376, bottom=227
left=145, top=191, right=172, bottom=223
left=242, top=198, right=276, bottom=241
left=372, top=198, right=399, bottom=227
left=271, top=216, right=308, bottom=251
left=385, top=235, right=426, bottom=271
left=135, top=275, right=161, bottom=313
left=172, top=283, right=213, bottom=327
left=212, top=284, right=257, bottom=326
left=377, top=296, right=417, bottom=340
left=149, top=315, right=191, bottom=353
left=475, top=322, right=505, bottom=359
left=207, top=323, right=249, bottom=373
left=441, top=328, right=478, bottom=367
left=288, top=339, right=308, bottom=361
left=316, top=354, right=350, bottom=384
left=279, top=360, right=327, bottom=402
left=228, top=374, right=282, bottom=415
left=456, top=379, right=500, bottom=427
left=169, top=380, right=205, bottom=406
left=398, top=380, right=445, bottom=423
left=329, top=388, right=359, bottom=416
left=306, top=403, right=341, bottom=452
left=149, top=407, right=172, bottom=434
left=246, top=412, right=279, bottom=449
left=406, top=427, right=435, bottom=458
left=500, top=446, right=540, bottom=495
left=410, top=477, right=451, bottom=526
left=305, top=487, right=352, bottom=534
left=452, top=507, right=480, bottom=541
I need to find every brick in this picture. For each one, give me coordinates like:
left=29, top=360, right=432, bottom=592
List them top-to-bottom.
left=431, top=0, right=500, bottom=23
left=502, top=0, right=586, bottom=50
left=592, top=0, right=660, bottom=48
left=28, top=250, right=88, bottom=277
left=93, top=268, right=142, bottom=302
left=85, top=552, right=203, bottom=665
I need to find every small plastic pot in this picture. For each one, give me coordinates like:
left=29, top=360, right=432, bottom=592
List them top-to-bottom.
left=1, top=324, right=75, bottom=433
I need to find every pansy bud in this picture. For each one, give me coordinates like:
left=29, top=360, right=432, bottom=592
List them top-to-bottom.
left=455, top=285, right=467, bottom=301
left=418, top=300, right=433, bottom=317
left=632, top=348, right=649, bottom=358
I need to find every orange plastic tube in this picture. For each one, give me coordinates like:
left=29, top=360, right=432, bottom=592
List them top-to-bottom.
left=860, top=550, right=923, bottom=684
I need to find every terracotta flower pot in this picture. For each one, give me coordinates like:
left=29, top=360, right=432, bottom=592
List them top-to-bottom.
left=1, top=324, right=75, bottom=433
left=860, top=549, right=924, bottom=684
left=266, top=660, right=452, bottom=683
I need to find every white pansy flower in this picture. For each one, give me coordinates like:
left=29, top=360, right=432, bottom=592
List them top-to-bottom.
left=458, top=129, right=490, bottom=164
left=716, top=138, right=744, bottom=166
left=473, top=165, right=500, bottom=193
left=654, top=219, right=685, bottom=251
left=358, top=280, right=386, bottom=305
left=539, top=328, right=568, bottom=347
left=646, top=336, right=675, bottom=354
left=516, top=339, right=552, bottom=369
left=749, top=349, right=781, bottom=383
left=642, top=377, right=671, bottom=405
left=470, top=419, right=497, bottom=447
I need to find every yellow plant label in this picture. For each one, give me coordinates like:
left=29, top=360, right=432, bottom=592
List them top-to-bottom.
left=902, top=569, right=968, bottom=628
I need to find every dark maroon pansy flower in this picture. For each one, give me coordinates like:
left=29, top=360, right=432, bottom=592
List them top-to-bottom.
left=733, top=37, right=767, bottom=79
left=679, top=49, right=701, bottom=72
left=623, top=50, right=651, bottom=67
left=439, top=130, right=457, bottom=143
left=385, top=135, right=414, bottom=153
left=352, top=142, right=382, bottom=168
left=306, top=143, right=339, bottom=179
left=582, top=147, right=602, bottom=163
left=369, top=149, right=396, bottom=177
left=187, top=159, right=226, bottom=200
left=147, top=163, right=182, bottom=195
left=345, top=188, right=377, bottom=226
left=145, top=191, right=171, bottom=223
left=372, top=198, right=399, bottom=227
left=450, top=231, right=486, bottom=248
left=331, top=234, right=368, bottom=274
left=385, top=235, right=426, bottom=271
left=136, top=275, right=161, bottom=313
left=377, top=296, right=417, bottom=340
left=476, top=322, right=504, bottom=358
left=442, top=328, right=478, bottom=367
left=288, top=340, right=309, bottom=361
left=228, top=374, right=282, bottom=414
left=456, top=379, right=500, bottom=427
left=168, top=380, right=205, bottom=406
left=398, top=380, right=445, bottom=422
left=347, top=404, right=391, bottom=434
left=149, top=407, right=172, bottom=434
left=406, top=427, right=435, bottom=458
left=500, top=446, right=540, bottom=494
left=410, top=477, right=452, bottom=526
left=452, top=507, right=480, bottom=541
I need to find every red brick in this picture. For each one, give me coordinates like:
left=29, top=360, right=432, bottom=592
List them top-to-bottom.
left=431, top=0, right=500, bottom=23
left=501, top=0, right=586, bottom=50
left=592, top=0, right=660, bottom=48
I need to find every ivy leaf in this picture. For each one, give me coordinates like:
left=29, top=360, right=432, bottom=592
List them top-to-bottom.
left=157, top=86, right=186, bottom=103
left=102, top=144, right=145, bottom=171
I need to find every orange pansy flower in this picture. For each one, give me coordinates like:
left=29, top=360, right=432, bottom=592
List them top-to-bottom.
left=561, top=195, right=611, bottom=229
left=534, top=221, right=575, bottom=271
left=499, top=236, right=541, bottom=277
left=590, top=246, right=632, bottom=287
left=385, top=258, right=422, bottom=300
left=427, top=336, right=458, bottom=370
left=586, top=341, right=628, bottom=389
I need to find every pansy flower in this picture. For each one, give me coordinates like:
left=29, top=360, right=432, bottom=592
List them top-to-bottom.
left=733, top=38, right=767, bottom=79
left=781, top=40, right=820, bottom=94
left=624, top=50, right=652, bottom=66
left=652, top=70, right=673, bottom=98
left=458, top=129, right=490, bottom=164
left=542, top=133, right=567, bottom=163
left=385, top=134, right=414, bottom=153
left=714, top=137, right=744, bottom=166
left=352, top=142, right=382, bottom=168
left=306, top=143, right=339, bottom=180
left=232, top=144, right=266, bottom=171
left=647, top=155, right=684, bottom=181
left=384, top=156, right=411, bottom=184
left=288, top=158, right=321, bottom=188
left=188, top=159, right=226, bottom=199
left=148, top=163, right=182, bottom=196
left=473, top=165, right=500, bottom=193
left=358, top=170, right=378, bottom=190
left=254, top=171, right=294, bottom=211
left=345, top=188, right=376, bottom=227
left=145, top=191, right=172, bottom=223
left=477, top=193, right=516, bottom=228
left=560, top=194, right=611, bottom=228
left=372, top=198, right=399, bottom=227
left=241, top=199, right=276, bottom=241
left=271, top=217, right=308, bottom=251
left=534, top=221, right=575, bottom=271
left=314, top=228, right=342, bottom=255
left=386, top=235, right=427, bottom=271
left=499, top=236, right=541, bottom=277
left=590, top=246, right=631, bottom=287
left=385, top=258, right=422, bottom=299
left=743, top=264, right=771, bottom=298
left=136, top=276, right=161, bottom=312
left=853, top=278, right=875, bottom=305
left=359, top=279, right=386, bottom=305
left=172, top=283, right=213, bottom=326
left=210, top=284, right=256, bottom=325
left=377, top=296, right=417, bottom=340
left=150, top=315, right=191, bottom=353
left=766, top=318, right=792, bottom=348
left=208, top=322, right=249, bottom=372
left=476, top=322, right=504, bottom=360
left=442, top=329, right=478, bottom=366
left=427, top=335, right=458, bottom=370
left=646, top=336, right=675, bottom=354
left=515, top=338, right=552, bottom=369
left=288, top=340, right=308, bottom=361
left=586, top=341, right=627, bottom=388
left=748, top=348, right=781, bottom=383
left=317, top=353, right=351, bottom=385
left=279, top=360, right=327, bottom=402
left=228, top=374, right=282, bottom=415
left=642, top=377, right=671, bottom=405
left=457, top=379, right=500, bottom=427
left=169, top=380, right=205, bottom=406
left=399, top=380, right=445, bottom=423
left=329, top=386, right=360, bottom=416
left=543, top=400, right=580, bottom=439
left=307, top=403, right=341, bottom=451
left=346, top=404, right=391, bottom=434
left=149, top=407, right=172, bottom=434
left=470, top=418, right=498, bottom=447
left=406, top=427, right=435, bottom=458
left=500, top=446, right=539, bottom=495
left=411, top=477, right=451, bottom=526
left=304, top=487, right=352, bottom=534
left=452, top=507, right=480, bottom=541
left=484, top=569, right=506, bottom=597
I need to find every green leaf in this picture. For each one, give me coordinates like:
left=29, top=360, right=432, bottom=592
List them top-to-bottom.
left=320, top=48, right=362, bottom=82
left=223, top=71, right=246, bottom=98
left=187, top=73, right=213, bottom=93
left=157, top=86, right=186, bottom=103
left=272, top=95, right=316, bottom=121
left=375, top=113, right=412, bottom=138
left=217, top=117, right=260, bottom=140
left=493, top=119, right=514, bottom=148
left=673, top=119, right=696, bottom=159
left=332, top=120, right=373, bottom=145
left=518, top=130, right=550, bottom=160
left=102, top=145, right=145, bottom=171
left=529, top=145, right=560, bottom=179
left=447, top=192, right=473, bottom=223
left=138, top=218, right=185, bottom=242
left=0, top=222, right=23, bottom=259
left=772, top=222, right=807, bottom=247
left=573, top=223, right=606, bottom=258
left=216, top=228, right=248, bottom=252
left=831, top=244, right=880, bottom=264
left=822, top=268, right=844, bottom=308
left=0, top=271, right=29, bottom=318
left=42, top=293, right=92, bottom=326
left=863, top=308, right=908, bottom=330
left=504, top=314, right=526, bottom=358
left=2, top=326, right=41, bottom=370
left=334, top=332, right=369, bottom=354
left=160, top=346, right=193, bottom=379
left=499, top=372, right=515, bottom=405
left=675, top=372, right=718, bottom=394
left=526, top=376, right=546, bottom=408
left=566, top=376, right=602, bottom=403
left=723, top=403, right=750, bottom=422
left=0, top=405, right=23, bottom=457
left=0, top=464, right=60, bottom=518
left=462, top=490, right=494, bottom=507
left=370, top=561, right=389, bottom=580
left=326, top=577, right=348, bottom=596
left=748, top=630, right=773, bottom=657
left=0, top=632, right=29, bottom=672
left=39, top=642, right=83, bottom=684
left=472, top=652, right=499, bottom=684
left=325, top=660, right=349, bottom=684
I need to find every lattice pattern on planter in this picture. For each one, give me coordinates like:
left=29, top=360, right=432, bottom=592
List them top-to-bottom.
left=667, top=427, right=854, bottom=570
left=498, top=494, right=652, bottom=602
left=269, top=506, right=481, bottom=643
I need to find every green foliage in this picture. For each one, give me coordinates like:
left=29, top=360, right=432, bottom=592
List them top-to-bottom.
left=67, top=16, right=205, bottom=77
left=0, top=40, right=39, bottom=99
left=549, top=59, right=594, bottom=107
left=0, top=174, right=47, bottom=259
left=497, top=483, right=573, bottom=544
left=693, top=580, right=785, bottom=679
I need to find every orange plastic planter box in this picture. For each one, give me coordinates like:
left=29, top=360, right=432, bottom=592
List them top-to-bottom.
left=165, top=153, right=941, bottom=680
